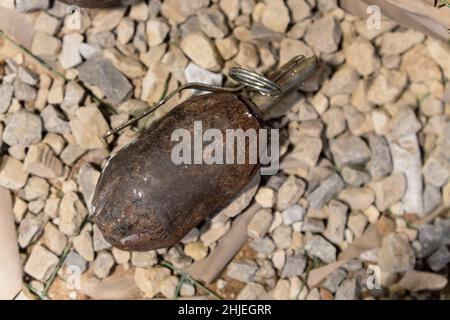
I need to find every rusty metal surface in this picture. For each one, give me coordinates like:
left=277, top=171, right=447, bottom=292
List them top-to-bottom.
left=92, top=93, right=262, bottom=251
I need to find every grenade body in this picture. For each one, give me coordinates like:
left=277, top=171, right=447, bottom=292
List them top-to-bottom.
left=92, top=93, right=263, bottom=251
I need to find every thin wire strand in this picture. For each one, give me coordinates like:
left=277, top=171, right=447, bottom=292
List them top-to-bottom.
left=103, top=55, right=305, bottom=139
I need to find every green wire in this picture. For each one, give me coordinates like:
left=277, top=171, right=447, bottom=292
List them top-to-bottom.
left=161, top=261, right=224, bottom=300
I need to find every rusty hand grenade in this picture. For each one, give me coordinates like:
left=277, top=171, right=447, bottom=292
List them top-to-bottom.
left=92, top=56, right=319, bottom=252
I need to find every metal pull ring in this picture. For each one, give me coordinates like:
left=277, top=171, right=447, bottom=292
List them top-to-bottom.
left=103, top=55, right=306, bottom=139
left=229, top=67, right=281, bottom=96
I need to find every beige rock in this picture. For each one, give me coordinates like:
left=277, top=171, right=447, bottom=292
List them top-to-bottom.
left=0, top=0, right=14, bottom=8
left=161, top=0, right=209, bottom=23
left=220, top=0, right=240, bottom=21
left=261, top=0, right=290, bottom=33
left=287, top=0, right=311, bottom=22
left=129, top=2, right=149, bottom=21
left=254, top=5, right=268, bottom=24
left=197, top=7, right=229, bottom=39
left=92, top=8, right=126, bottom=33
left=35, top=12, right=61, bottom=35
left=305, top=15, right=342, bottom=54
left=117, top=18, right=135, bottom=45
left=146, top=19, right=170, bottom=46
left=287, top=20, right=310, bottom=39
left=233, top=25, right=252, bottom=42
left=380, top=30, right=424, bottom=55
left=31, top=32, right=61, bottom=57
left=59, top=33, right=83, bottom=70
left=180, top=33, right=223, bottom=72
left=215, top=36, right=239, bottom=60
left=344, top=37, right=380, bottom=76
left=426, top=38, right=450, bottom=80
left=279, top=39, right=314, bottom=66
left=236, top=42, right=259, bottom=69
left=259, top=44, right=278, bottom=72
left=401, top=44, right=442, bottom=83
left=104, top=48, right=146, bottom=79
left=141, top=62, right=170, bottom=105
left=323, top=66, right=359, bottom=97
left=367, top=69, right=407, bottom=105
left=48, top=78, right=65, bottom=105
left=351, top=81, right=372, bottom=113
left=311, top=92, right=329, bottom=115
left=421, top=96, right=444, bottom=117
left=118, top=99, right=148, bottom=115
left=70, top=106, right=109, bottom=150
left=387, top=106, right=419, bottom=138
left=323, top=108, right=346, bottom=138
left=371, top=109, right=390, bottom=135
left=347, top=110, right=372, bottom=136
left=2, top=111, right=42, bottom=147
left=389, top=134, right=423, bottom=214
left=330, top=135, right=371, bottom=167
left=289, top=136, right=323, bottom=172
left=60, top=142, right=85, bottom=166
left=23, top=144, right=63, bottom=179
left=423, top=155, right=450, bottom=188
left=0, top=156, right=28, bottom=190
left=342, top=167, right=370, bottom=187
left=370, top=173, right=407, bottom=211
left=219, top=175, right=259, bottom=219
left=22, top=176, right=49, bottom=201
left=277, top=176, right=305, bottom=211
left=443, top=182, right=450, bottom=207
left=255, top=187, right=276, bottom=208
left=338, top=187, right=374, bottom=211
left=59, top=192, right=88, bottom=236
left=13, top=197, right=27, bottom=222
left=44, top=197, right=60, bottom=219
left=28, top=199, right=44, bottom=214
left=324, top=200, right=348, bottom=244
left=364, top=205, right=380, bottom=223
left=247, top=208, right=273, bottom=239
left=347, top=212, right=368, bottom=238
left=18, top=213, right=46, bottom=248
left=200, top=221, right=230, bottom=246
left=42, top=223, right=67, bottom=256
left=93, top=225, right=112, bottom=252
left=272, top=225, right=292, bottom=249
left=73, top=228, right=94, bottom=262
left=378, top=233, right=415, bottom=273
left=184, top=242, right=208, bottom=261
left=24, top=245, right=59, bottom=282
left=112, top=248, right=131, bottom=264
left=272, top=249, right=286, bottom=271
left=93, top=251, right=115, bottom=279
left=131, top=251, right=157, bottom=268
left=134, top=266, right=171, bottom=298
left=398, top=270, right=448, bottom=292
left=159, top=276, right=179, bottom=299
left=289, top=277, right=308, bottom=300
left=273, top=279, right=290, bottom=300
left=180, top=282, right=195, bottom=297
left=237, top=282, right=266, bottom=300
